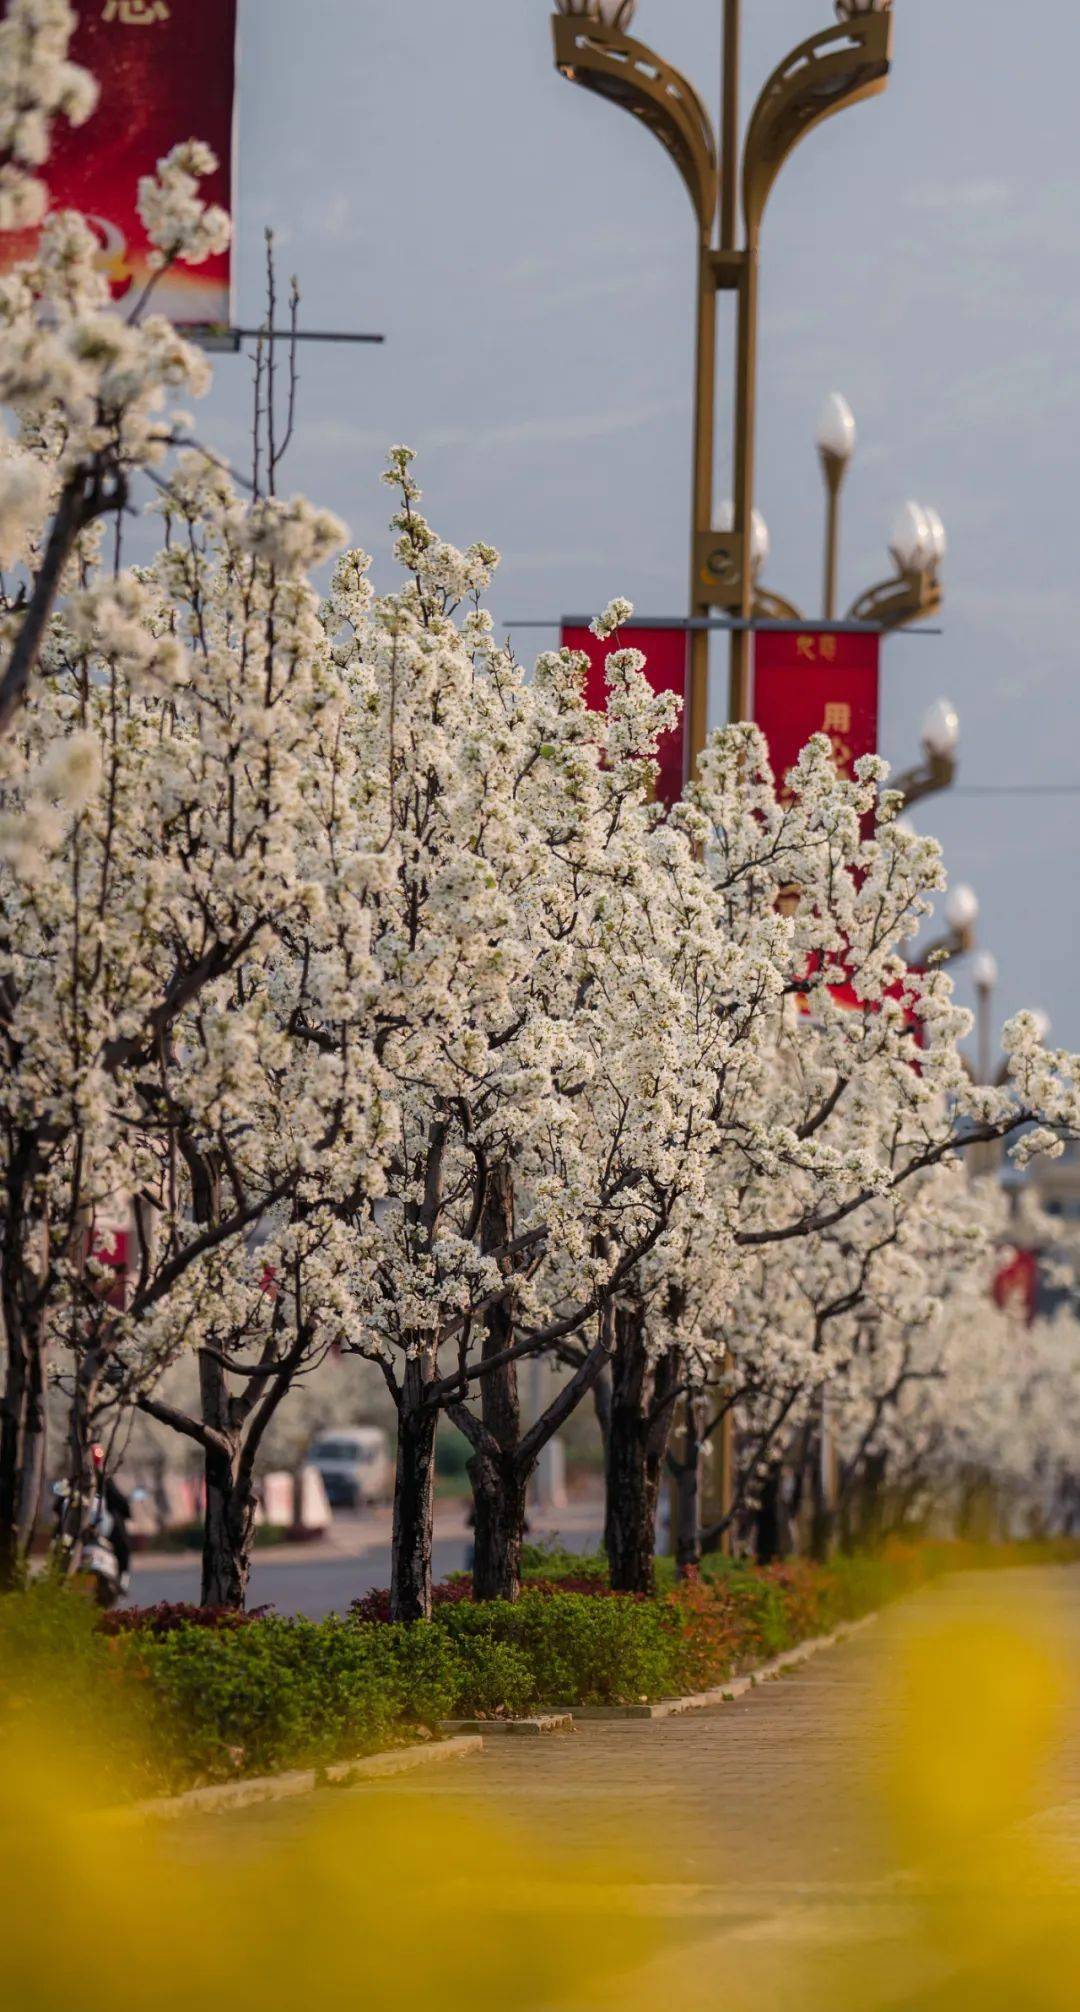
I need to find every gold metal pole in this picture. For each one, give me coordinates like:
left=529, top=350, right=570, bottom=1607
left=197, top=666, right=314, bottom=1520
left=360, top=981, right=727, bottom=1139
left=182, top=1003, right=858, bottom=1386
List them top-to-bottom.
left=710, top=0, right=744, bottom=1554
left=720, top=0, right=740, bottom=253
left=687, top=238, right=717, bottom=774
left=728, top=247, right=758, bottom=725
left=820, top=451, right=845, bottom=622
left=977, top=981, right=993, bottom=1092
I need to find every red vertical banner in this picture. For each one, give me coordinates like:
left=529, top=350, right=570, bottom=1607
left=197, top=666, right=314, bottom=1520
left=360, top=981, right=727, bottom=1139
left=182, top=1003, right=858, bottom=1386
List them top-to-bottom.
left=0, top=1, right=237, bottom=329
left=560, top=625, right=688, bottom=805
left=753, top=628, right=880, bottom=796
left=86, top=1222, right=130, bottom=1312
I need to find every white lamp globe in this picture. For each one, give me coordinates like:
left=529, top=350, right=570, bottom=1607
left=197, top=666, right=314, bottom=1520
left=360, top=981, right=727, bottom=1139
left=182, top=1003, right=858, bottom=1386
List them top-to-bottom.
left=556, top=0, right=637, bottom=22
left=816, top=392, right=857, bottom=463
left=717, top=500, right=770, bottom=573
left=891, top=501, right=932, bottom=573
left=923, top=505, right=947, bottom=566
left=751, top=507, right=770, bottom=571
left=921, top=697, right=959, bottom=759
left=945, top=883, right=979, bottom=933
left=972, top=952, right=999, bottom=992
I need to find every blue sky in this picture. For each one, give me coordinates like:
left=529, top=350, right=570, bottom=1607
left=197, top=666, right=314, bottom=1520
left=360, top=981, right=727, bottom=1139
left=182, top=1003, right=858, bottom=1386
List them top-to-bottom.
left=195, top=0, right=1080, bottom=1053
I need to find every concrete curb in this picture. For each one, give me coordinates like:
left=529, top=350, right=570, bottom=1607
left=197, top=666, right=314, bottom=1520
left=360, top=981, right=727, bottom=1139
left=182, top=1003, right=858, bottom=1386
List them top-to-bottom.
left=565, top=1613, right=878, bottom=1721
left=439, top=1712, right=575, bottom=1737
left=112, top=1734, right=483, bottom=1824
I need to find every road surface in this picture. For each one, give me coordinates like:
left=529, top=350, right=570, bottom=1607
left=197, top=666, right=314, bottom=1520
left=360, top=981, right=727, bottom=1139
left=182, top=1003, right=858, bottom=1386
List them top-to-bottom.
left=129, top=1512, right=603, bottom=1615
left=130, top=1537, right=472, bottom=1617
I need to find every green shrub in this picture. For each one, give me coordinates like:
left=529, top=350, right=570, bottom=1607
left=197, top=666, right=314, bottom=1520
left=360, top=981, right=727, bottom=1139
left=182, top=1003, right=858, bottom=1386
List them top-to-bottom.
left=520, top=1543, right=609, bottom=1583
left=437, top=1590, right=683, bottom=1705
left=126, top=1614, right=465, bottom=1787
left=447, top=1635, right=536, bottom=1718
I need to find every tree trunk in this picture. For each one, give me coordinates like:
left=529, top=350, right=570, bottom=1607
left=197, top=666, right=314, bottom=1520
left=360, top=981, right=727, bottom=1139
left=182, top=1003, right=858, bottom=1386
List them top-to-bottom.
left=465, top=1163, right=531, bottom=1604
left=0, top=1284, right=47, bottom=1587
left=604, top=1304, right=679, bottom=1595
left=15, top=1335, right=47, bottom=1557
left=0, top=1343, right=27, bottom=1590
left=198, top=1348, right=254, bottom=1610
left=55, top=1354, right=101, bottom=1574
left=390, top=1357, right=438, bottom=1623
left=592, top=1362, right=613, bottom=1481
left=804, top=1389, right=837, bottom=1562
left=673, top=1396, right=704, bottom=1578
left=808, top=1432, right=835, bottom=1564
left=201, top=1436, right=255, bottom=1608
left=469, top=1447, right=530, bottom=1603
left=852, top=1449, right=888, bottom=1550
left=754, top=1461, right=785, bottom=1565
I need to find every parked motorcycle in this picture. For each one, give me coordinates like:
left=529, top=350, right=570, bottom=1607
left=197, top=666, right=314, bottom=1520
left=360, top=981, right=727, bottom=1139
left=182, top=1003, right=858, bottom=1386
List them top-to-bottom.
left=53, top=1475, right=131, bottom=1609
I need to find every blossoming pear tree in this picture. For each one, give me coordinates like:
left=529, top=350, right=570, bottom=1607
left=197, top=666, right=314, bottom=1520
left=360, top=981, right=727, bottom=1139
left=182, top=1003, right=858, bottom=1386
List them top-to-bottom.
left=0, top=315, right=393, bottom=1600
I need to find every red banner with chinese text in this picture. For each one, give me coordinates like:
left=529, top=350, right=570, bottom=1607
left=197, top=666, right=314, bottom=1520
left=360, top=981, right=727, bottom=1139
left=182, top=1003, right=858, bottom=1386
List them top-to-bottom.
left=0, top=1, right=236, bottom=329
left=560, top=625, right=687, bottom=806
left=753, top=627, right=880, bottom=797
left=756, top=628, right=918, bottom=1033
left=86, top=1222, right=129, bottom=1312
left=993, top=1247, right=1038, bottom=1325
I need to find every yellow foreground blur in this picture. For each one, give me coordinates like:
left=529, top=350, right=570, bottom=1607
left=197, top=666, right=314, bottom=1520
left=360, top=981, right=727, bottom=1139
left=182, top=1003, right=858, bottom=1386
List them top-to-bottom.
left=3, top=1572, right=1080, bottom=2012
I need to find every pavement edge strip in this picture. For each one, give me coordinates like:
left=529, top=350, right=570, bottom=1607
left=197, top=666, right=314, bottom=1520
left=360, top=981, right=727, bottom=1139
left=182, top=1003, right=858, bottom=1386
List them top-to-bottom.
left=568, top=1613, right=879, bottom=1720
left=439, top=1713, right=575, bottom=1737
left=115, top=1734, right=484, bottom=1824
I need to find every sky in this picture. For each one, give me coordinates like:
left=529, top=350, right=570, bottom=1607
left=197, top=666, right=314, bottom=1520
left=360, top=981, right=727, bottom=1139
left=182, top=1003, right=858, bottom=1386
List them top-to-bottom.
left=194, top=0, right=1080, bottom=1054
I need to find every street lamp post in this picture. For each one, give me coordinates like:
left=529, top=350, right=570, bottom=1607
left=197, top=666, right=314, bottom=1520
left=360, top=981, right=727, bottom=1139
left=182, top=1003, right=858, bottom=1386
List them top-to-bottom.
left=552, top=0, right=895, bottom=765
left=745, top=392, right=947, bottom=636
left=817, top=393, right=857, bottom=622
left=972, top=949, right=999, bottom=1092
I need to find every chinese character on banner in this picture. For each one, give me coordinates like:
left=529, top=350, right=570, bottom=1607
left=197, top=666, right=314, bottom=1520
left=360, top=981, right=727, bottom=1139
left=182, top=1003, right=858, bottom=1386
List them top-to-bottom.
left=0, top=1, right=235, bottom=329
left=102, top=2, right=170, bottom=23
left=559, top=625, right=688, bottom=806
left=753, top=628, right=879, bottom=795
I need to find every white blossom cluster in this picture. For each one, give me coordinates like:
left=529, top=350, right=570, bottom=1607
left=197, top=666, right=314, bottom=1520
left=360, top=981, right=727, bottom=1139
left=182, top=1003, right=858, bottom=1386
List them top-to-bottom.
left=0, top=0, right=95, bottom=232
left=136, top=139, right=230, bottom=271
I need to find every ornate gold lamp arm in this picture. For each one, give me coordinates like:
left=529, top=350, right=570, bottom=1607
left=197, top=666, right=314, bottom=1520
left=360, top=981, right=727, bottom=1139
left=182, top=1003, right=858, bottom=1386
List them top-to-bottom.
left=741, top=12, right=894, bottom=249
left=551, top=13, right=717, bottom=236
left=846, top=566, right=943, bottom=633
left=753, top=586, right=804, bottom=624
left=890, top=697, right=959, bottom=811
left=890, top=745, right=956, bottom=810
left=921, top=885, right=979, bottom=969
left=920, top=926, right=972, bottom=968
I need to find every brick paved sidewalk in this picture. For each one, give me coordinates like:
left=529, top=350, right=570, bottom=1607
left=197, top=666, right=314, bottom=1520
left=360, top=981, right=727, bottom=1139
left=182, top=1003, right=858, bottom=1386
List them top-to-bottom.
left=169, top=1565, right=1080, bottom=2009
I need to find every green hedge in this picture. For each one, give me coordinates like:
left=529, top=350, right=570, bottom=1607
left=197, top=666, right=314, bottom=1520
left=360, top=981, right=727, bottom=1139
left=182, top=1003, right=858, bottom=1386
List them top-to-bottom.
left=3, top=1540, right=1078, bottom=1798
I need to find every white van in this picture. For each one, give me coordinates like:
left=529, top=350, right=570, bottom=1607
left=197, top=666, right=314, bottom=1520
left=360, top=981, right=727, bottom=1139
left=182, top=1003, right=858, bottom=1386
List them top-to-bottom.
left=308, top=1426, right=392, bottom=1509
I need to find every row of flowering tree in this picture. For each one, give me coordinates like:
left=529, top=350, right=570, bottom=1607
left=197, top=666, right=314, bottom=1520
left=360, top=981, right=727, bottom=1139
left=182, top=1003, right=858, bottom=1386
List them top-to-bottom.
left=2, top=0, right=1079, bottom=1621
